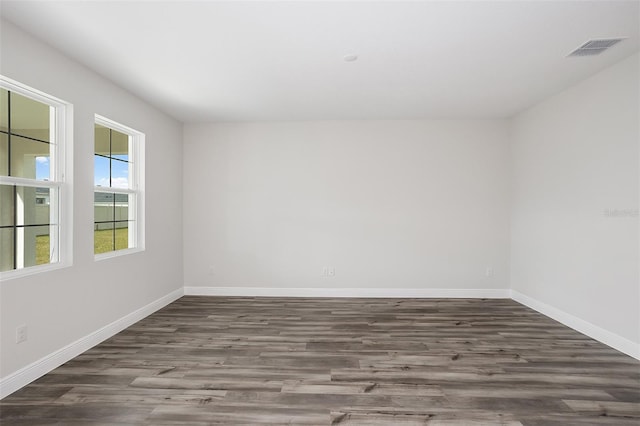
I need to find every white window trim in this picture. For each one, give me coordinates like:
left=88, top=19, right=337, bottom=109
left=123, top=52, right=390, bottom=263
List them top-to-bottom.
left=0, top=76, right=73, bottom=281
left=94, top=114, right=145, bottom=261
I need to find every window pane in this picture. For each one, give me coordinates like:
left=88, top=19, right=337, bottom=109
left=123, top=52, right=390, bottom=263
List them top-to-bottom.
left=0, top=89, right=7, bottom=133
left=10, top=91, right=50, bottom=142
left=95, top=124, right=110, bottom=156
left=111, top=129, right=129, bottom=161
left=0, top=133, right=7, bottom=176
left=10, top=135, right=50, bottom=180
left=94, top=154, right=110, bottom=187
left=35, top=155, right=50, bottom=181
left=111, top=159, right=129, bottom=188
left=0, top=184, right=13, bottom=227
left=13, top=186, right=50, bottom=226
left=0, top=187, right=55, bottom=269
left=34, top=187, right=51, bottom=224
left=95, top=192, right=115, bottom=222
left=114, top=193, right=129, bottom=221
left=115, top=221, right=129, bottom=251
left=94, top=222, right=114, bottom=254
left=19, top=224, right=51, bottom=267
left=33, top=224, right=52, bottom=266
left=0, top=227, right=14, bottom=272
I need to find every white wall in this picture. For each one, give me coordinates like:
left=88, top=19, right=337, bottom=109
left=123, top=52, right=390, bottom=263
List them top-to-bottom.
left=0, top=20, right=183, bottom=381
left=510, top=53, right=639, bottom=352
left=184, top=120, right=510, bottom=293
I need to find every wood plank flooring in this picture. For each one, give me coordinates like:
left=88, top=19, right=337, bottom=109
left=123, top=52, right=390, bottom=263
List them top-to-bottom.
left=1, top=296, right=639, bottom=425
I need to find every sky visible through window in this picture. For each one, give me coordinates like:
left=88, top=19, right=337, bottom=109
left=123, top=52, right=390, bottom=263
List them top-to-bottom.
left=35, top=155, right=128, bottom=188
left=35, top=156, right=49, bottom=180
left=94, top=156, right=129, bottom=188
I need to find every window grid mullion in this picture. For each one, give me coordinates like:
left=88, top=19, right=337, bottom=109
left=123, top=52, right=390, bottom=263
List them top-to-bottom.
left=7, top=91, right=11, bottom=176
left=8, top=91, right=16, bottom=269
left=109, top=128, right=112, bottom=188
left=0, top=129, right=51, bottom=146
left=12, top=185, right=16, bottom=270
left=112, top=196, right=116, bottom=251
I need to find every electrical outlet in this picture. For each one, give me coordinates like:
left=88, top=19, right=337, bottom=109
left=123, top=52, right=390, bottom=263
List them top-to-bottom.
left=322, top=266, right=335, bottom=277
left=485, top=267, right=494, bottom=277
left=16, top=324, right=27, bottom=344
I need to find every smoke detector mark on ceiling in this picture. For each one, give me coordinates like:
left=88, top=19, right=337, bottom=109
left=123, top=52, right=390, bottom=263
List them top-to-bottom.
left=568, top=38, right=626, bottom=57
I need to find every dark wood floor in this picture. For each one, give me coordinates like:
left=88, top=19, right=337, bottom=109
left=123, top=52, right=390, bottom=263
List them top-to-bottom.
left=1, top=296, right=639, bottom=425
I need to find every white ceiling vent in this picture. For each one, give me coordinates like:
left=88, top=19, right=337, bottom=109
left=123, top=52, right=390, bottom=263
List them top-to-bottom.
left=568, top=38, right=625, bottom=57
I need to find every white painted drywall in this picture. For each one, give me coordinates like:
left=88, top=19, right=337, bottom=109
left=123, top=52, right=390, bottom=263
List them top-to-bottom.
left=0, top=21, right=183, bottom=377
left=510, top=53, right=639, bottom=347
left=183, top=120, right=510, bottom=291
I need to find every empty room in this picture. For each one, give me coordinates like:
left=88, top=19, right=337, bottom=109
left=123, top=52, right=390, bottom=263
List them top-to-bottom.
left=0, top=0, right=638, bottom=424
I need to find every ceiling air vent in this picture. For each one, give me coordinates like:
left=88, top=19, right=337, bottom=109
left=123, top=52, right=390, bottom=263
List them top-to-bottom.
left=568, top=38, right=625, bottom=57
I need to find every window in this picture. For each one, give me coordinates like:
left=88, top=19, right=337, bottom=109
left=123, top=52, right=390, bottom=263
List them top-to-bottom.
left=0, top=77, right=70, bottom=277
left=94, top=116, right=144, bottom=258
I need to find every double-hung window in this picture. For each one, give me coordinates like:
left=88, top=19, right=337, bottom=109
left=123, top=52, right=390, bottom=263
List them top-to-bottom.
left=0, top=77, right=70, bottom=277
left=94, top=116, right=144, bottom=258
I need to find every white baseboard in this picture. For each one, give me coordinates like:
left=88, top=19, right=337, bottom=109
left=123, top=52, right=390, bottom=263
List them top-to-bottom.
left=184, top=286, right=511, bottom=299
left=0, top=288, right=184, bottom=400
left=511, top=290, right=640, bottom=360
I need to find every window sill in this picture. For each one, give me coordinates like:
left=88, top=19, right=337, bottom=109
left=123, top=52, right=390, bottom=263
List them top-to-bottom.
left=95, top=247, right=145, bottom=262
left=0, top=261, right=72, bottom=282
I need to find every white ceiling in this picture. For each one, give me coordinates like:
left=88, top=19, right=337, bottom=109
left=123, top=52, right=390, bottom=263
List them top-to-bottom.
left=1, top=1, right=638, bottom=123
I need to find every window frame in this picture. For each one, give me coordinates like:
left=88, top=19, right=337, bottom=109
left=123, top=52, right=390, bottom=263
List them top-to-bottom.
left=0, top=75, right=73, bottom=280
left=93, top=114, right=145, bottom=260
